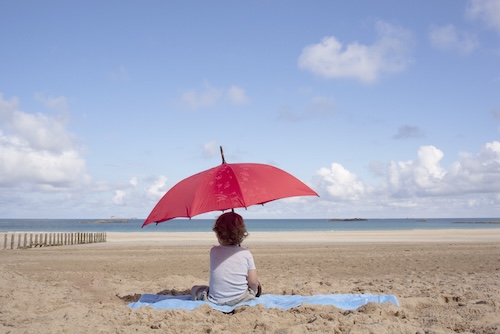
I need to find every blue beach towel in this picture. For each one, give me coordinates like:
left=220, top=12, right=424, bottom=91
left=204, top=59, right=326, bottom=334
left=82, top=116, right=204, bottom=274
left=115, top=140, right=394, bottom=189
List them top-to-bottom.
left=128, top=293, right=400, bottom=313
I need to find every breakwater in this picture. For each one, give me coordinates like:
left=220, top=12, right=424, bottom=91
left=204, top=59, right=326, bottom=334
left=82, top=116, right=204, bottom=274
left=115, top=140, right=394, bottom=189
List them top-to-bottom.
left=1, top=232, right=106, bottom=250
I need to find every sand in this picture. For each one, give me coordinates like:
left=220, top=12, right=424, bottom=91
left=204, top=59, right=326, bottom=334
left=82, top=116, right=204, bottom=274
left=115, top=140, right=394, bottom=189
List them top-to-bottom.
left=1, top=229, right=500, bottom=333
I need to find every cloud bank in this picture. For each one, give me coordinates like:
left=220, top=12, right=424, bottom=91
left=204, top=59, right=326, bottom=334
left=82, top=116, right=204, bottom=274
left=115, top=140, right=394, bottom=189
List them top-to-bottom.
left=0, top=93, right=169, bottom=217
left=1, top=93, right=499, bottom=218
left=312, top=142, right=500, bottom=217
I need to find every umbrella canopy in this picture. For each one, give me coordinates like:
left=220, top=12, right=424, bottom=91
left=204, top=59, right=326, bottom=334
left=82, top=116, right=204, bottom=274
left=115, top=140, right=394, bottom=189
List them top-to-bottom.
left=142, top=148, right=318, bottom=227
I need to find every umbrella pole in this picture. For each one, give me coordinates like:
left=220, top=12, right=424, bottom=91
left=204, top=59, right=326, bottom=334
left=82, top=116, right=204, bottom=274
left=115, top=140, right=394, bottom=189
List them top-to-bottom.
left=220, top=146, right=226, bottom=164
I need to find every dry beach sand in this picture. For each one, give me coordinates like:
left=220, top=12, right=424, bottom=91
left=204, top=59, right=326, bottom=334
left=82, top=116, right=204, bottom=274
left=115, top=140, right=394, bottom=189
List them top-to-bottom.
left=1, top=229, right=500, bottom=333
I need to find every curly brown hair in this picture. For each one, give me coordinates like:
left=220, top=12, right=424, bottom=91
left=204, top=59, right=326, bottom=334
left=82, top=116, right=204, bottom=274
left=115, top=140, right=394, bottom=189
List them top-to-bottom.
left=213, top=212, right=249, bottom=245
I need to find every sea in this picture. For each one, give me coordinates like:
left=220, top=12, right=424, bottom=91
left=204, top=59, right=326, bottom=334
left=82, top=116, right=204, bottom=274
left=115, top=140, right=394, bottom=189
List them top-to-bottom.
left=1, top=218, right=500, bottom=233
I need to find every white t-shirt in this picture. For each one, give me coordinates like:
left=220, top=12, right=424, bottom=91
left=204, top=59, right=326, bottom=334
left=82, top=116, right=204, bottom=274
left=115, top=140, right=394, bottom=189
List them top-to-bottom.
left=208, top=245, right=256, bottom=305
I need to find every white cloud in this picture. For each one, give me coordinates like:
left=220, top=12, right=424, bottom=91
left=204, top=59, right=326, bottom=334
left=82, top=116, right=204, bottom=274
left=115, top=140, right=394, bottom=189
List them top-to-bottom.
left=466, top=0, right=500, bottom=34
left=298, top=20, right=413, bottom=83
left=429, top=24, right=479, bottom=54
left=179, top=82, right=249, bottom=110
left=180, top=83, right=223, bottom=109
left=227, top=85, right=250, bottom=105
left=0, top=93, right=89, bottom=189
left=0, top=94, right=76, bottom=152
left=446, top=141, right=500, bottom=193
left=386, top=146, right=447, bottom=196
left=314, top=163, right=370, bottom=200
left=106, top=175, right=168, bottom=213
left=145, top=175, right=168, bottom=200
left=112, top=177, right=140, bottom=205
left=129, top=177, right=138, bottom=187
left=113, top=190, right=127, bottom=205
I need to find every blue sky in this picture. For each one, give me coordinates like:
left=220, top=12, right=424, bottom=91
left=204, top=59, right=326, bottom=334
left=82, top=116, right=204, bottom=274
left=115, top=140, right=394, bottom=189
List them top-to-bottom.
left=1, top=0, right=499, bottom=219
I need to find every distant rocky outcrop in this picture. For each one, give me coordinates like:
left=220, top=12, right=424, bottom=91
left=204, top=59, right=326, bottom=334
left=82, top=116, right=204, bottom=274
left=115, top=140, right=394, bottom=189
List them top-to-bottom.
left=327, top=218, right=368, bottom=222
left=80, top=219, right=130, bottom=224
left=451, top=221, right=500, bottom=225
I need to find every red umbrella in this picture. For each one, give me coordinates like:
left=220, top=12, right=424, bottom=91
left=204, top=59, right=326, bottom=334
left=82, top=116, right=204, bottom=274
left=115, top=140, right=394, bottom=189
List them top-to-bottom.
left=142, top=147, right=318, bottom=227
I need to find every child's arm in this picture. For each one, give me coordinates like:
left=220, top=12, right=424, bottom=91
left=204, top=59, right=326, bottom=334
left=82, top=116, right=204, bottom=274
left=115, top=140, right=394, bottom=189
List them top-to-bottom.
left=247, top=269, right=259, bottom=292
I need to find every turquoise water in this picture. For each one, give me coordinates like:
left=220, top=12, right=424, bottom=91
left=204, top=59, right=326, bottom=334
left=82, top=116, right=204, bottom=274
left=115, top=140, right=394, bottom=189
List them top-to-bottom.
left=1, top=218, right=499, bottom=233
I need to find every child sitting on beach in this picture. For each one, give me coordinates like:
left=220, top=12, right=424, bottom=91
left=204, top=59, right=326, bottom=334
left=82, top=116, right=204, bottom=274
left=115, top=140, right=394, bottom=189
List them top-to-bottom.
left=191, top=212, right=261, bottom=306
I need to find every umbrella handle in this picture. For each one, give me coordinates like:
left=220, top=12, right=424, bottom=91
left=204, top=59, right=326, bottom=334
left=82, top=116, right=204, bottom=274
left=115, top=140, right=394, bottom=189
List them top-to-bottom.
left=220, top=146, right=226, bottom=164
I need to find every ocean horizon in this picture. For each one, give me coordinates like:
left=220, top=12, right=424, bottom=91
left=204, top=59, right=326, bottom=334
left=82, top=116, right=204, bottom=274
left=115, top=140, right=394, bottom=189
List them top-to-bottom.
left=1, top=217, right=500, bottom=233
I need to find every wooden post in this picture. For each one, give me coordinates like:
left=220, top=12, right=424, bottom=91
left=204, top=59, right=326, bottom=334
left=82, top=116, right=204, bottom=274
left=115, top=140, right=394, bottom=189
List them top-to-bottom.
left=0, top=231, right=107, bottom=250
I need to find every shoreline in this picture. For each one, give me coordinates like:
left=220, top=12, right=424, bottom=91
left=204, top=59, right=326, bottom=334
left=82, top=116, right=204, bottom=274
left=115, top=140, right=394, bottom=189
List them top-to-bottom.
left=3, top=228, right=499, bottom=247
left=105, top=228, right=500, bottom=246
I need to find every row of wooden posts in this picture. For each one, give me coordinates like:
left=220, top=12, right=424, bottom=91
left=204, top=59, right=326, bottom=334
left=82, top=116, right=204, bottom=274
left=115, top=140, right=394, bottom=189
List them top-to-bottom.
left=1, top=232, right=107, bottom=250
